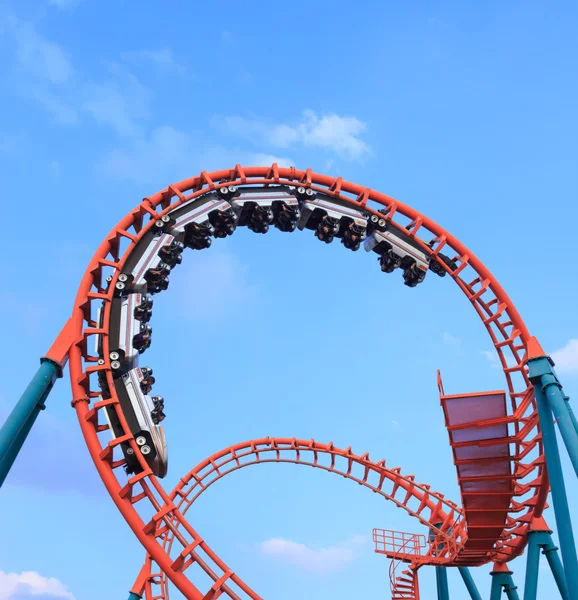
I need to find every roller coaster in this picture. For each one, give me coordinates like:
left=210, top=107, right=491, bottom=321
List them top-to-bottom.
left=1, top=165, right=577, bottom=600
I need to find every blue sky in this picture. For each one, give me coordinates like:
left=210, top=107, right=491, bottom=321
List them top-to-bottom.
left=0, top=0, right=577, bottom=599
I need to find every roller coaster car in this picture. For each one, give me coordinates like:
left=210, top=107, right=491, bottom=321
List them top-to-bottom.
left=228, top=185, right=302, bottom=233
left=295, top=188, right=367, bottom=248
left=229, top=191, right=275, bottom=235
left=168, top=192, right=235, bottom=247
left=272, top=199, right=300, bottom=232
left=209, top=206, right=238, bottom=238
left=364, top=225, right=429, bottom=287
left=114, top=230, right=182, bottom=295
left=158, top=240, right=184, bottom=268
left=428, top=252, right=458, bottom=277
left=97, top=294, right=155, bottom=373
left=103, top=367, right=168, bottom=478
left=151, top=394, right=166, bottom=425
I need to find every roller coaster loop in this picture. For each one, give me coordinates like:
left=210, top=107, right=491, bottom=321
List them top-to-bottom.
left=0, top=165, right=577, bottom=600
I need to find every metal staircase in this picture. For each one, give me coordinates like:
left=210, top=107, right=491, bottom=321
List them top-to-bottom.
left=373, top=529, right=423, bottom=600
left=390, top=565, right=419, bottom=599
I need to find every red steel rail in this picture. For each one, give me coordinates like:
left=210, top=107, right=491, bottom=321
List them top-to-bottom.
left=131, top=438, right=466, bottom=598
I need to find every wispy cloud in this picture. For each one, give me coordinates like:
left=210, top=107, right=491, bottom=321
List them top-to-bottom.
left=0, top=15, right=302, bottom=181
left=7, top=17, right=74, bottom=84
left=120, top=48, right=187, bottom=74
left=83, top=66, right=151, bottom=137
left=27, top=87, right=79, bottom=124
left=212, top=110, right=372, bottom=160
left=95, top=125, right=202, bottom=183
left=248, top=153, right=294, bottom=168
left=443, top=332, right=461, bottom=347
left=551, top=338, right=578, bottom=375
left=258, top=535, right=367, bottom=574
left=0, top=570, right=74, bottom=600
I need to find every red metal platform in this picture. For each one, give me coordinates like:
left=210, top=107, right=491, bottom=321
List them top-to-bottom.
left=438, top=371, right=516, bottom=565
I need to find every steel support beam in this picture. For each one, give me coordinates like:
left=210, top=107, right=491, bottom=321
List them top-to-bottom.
left=529, top=357, right=578, bottom=600
left=0, top=359, right=61, bottom=488
left=542, top=371, right=578, bottom=478
left=523, top=533, right=541, bottom=600
left=542, top=536, right=570, bottom=600
left=436, top=566, right=450, bottom=600
left=458, top=567, right=482, bottom=600
left=491, top=567, right=519, bottom=600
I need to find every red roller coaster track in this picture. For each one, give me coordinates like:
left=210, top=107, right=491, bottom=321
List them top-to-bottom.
left=58, top=165, right=548, bottom=599
left=130, top=437, right=467, bottom=599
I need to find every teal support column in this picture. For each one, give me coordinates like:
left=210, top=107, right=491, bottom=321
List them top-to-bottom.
left=529, top=355, right=578, bottom=477
left=529, top=357, right=578, bottom=600
left=0, top=359, right=61, bottom=488
left=542, top=372, right=578, bottom=479
left=562, top=393, right=578, bottom=436
left=0, top=403, right=43, bottom=486
left=523, top=534, right=541, bottom=600
left=543, top=540, right=570, bottom=600
left=436, top=566, right=450, bottom=600
left=458, top=567, right=482, bottom=600
left=491, top=568, right=519, bottom=600
left=490, top=573, right=504, bottom=600
left=503, top=576, right=520, bottom=600
left=127, top=593, right=141, bottom=600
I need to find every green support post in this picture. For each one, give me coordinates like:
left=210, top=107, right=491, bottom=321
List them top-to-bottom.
left=529, top=357, right=578, bottom=600
left=0, top=359, right=61, bottom=488
left=542, top=372, right=578, bottom=479
left=562, top=393, right=578, bottom=436
left=523, top=533, right=541, bottom=600
left=542, top=537, right=570, bottom=600
left=436, top=566, right=450, bottom=600
left=458, top=567, right=482, bottom=600
left=490, top=567, right=519, bottom=600
left=490, top=574, right=503, bottom=600
left=504, top=579, right=520, bottom=600
left=127, top=593, right=141, bottom=600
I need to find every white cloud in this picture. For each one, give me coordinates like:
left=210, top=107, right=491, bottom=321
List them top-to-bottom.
left=8, top=18, right=74, bottom=84
left=120, top=48, right=186, bottom=74
left=83, top=68, right=150, bottom=137
left=27, top=87, right=79, bottom=124
left=213, top=110, right=371, bottom=160
left=95, top=125, right=211, bottom=184
left=96, top=125, right=295, bottom=184
left=248, top=153, right=294, bottom=168
left=443, top=332, right=461, bottom=346
left=551, top=339, right=578, bottom=375
left=392, top=419, right=399, bottom=426
left=259, top=537, right=363, bottom=574
left=0, top=570, right=74, bottom=600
